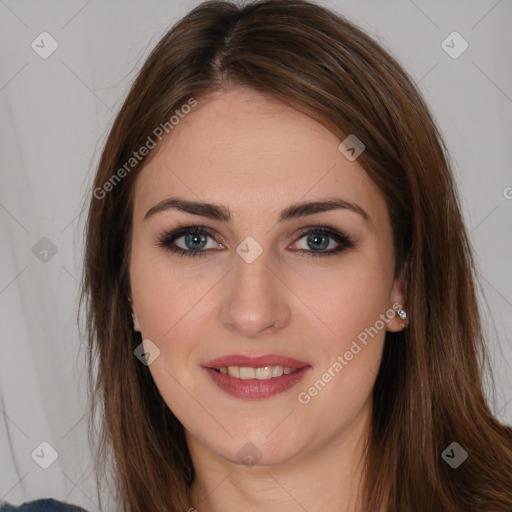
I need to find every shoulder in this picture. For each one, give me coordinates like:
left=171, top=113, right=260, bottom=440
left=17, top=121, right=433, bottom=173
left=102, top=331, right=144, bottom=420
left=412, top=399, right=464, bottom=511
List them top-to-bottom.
left=0, top=499, right=87, bottom=511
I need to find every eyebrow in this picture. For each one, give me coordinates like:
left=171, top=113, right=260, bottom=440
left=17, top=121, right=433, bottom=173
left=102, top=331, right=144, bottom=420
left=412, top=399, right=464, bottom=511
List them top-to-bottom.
left=143, top=196, right=371, bottom=226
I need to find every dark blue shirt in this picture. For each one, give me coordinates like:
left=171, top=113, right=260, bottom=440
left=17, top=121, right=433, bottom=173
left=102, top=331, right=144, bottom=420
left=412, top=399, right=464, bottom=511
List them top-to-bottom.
left=0, top=499, right=86, bottom=511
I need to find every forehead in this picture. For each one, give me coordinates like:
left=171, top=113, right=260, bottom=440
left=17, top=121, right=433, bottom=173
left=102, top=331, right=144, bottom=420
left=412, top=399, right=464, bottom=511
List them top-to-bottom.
left=132, top=87, right=384, bottom=223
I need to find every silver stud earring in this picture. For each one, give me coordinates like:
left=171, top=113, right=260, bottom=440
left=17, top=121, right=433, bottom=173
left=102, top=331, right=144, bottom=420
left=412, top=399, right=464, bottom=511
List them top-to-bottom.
left=397, top=308, right=408, bottom=329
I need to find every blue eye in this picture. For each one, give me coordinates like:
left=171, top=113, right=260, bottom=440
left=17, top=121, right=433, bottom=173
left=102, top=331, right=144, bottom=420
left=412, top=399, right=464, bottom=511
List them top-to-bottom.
left=156, top=225, right=355, bottom=258
left=156, top=225, right=218, bottom=258
left=293, top=227, right=355, bottom=256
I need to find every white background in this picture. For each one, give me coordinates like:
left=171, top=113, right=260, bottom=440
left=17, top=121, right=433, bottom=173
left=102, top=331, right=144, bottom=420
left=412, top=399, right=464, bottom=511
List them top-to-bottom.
left=1, top=0, right=511, bottom=509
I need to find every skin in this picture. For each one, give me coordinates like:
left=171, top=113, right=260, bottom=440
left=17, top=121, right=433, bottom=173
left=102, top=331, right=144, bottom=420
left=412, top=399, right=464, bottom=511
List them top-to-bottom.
left=129, top=87, right=406, bottom=512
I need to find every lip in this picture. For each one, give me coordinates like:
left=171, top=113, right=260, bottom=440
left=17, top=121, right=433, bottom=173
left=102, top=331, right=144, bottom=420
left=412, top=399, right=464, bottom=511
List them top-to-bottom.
left=201, top=354, right=312, bottom=400
left=203, top=354, right=311, bottom=369
left=203, top=365, right=311, bottom=400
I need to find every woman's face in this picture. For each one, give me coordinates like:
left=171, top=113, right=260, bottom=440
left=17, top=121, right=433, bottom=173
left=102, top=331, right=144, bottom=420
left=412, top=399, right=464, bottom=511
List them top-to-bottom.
left=129, top=87, right=405, bottom=466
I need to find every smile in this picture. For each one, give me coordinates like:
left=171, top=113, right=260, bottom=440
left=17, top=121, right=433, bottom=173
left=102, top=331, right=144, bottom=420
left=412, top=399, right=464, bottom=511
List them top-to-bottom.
left=203, top=365, right=311, bottom=400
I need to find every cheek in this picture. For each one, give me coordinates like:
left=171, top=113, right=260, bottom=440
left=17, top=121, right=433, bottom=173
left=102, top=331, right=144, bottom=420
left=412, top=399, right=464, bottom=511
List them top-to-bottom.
left=129, top=243, right=214, bottom=341
left=129, top=248, right=225, bottom=417
left=130, top=252, right=207, bottom=419
left=290, top=253, right=392, bottom=405
left=291, top=253, right=394, bottom=347
left=295, top=279, right=387, bottom=430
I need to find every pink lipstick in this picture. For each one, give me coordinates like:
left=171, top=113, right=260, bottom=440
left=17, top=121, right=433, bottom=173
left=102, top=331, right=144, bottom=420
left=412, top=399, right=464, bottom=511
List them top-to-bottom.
left=202, top=354, right=312, bottom=400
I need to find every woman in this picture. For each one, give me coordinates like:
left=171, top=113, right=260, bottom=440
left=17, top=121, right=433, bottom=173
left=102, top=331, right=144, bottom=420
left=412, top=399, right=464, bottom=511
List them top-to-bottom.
left=5, top=0, right=511, bottom=511
left=82, top=0, right=512, bottom=511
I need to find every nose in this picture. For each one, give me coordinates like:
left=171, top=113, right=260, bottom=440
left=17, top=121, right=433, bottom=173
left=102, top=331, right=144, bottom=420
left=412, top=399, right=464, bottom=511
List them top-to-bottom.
left=218, top=247, right=291, bottom=338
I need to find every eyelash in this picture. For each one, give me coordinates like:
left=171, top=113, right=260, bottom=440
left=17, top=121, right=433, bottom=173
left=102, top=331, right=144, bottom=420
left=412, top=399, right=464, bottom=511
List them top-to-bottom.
left=155, top=224, right=356, bottom=259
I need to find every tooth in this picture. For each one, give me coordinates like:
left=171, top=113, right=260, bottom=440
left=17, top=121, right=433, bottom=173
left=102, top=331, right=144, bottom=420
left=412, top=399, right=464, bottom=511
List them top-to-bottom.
left=219, top=365, right=301, bottom=379
left=228, top=366, right=240, bottom=378
left=256, top=366, right=272, bottom=380
left=272, top=366, right=284, bottom=377
left=239, top=367, right=256, bottom=379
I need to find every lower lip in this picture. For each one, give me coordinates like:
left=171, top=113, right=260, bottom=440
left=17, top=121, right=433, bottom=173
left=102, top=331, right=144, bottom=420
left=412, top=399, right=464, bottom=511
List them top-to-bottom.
left=203, top=366, right=311, bottom=400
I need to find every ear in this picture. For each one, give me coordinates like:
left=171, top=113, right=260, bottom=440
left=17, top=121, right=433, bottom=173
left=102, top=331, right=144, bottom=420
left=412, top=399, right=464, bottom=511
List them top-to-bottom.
left=386, top=265, right=408, bottom=333
left=128, top=297, right=142, bottom=332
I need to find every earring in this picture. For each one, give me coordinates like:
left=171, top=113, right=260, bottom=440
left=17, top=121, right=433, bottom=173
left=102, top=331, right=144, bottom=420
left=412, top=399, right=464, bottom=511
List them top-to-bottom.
left=397, top=308, right=407, bottom=329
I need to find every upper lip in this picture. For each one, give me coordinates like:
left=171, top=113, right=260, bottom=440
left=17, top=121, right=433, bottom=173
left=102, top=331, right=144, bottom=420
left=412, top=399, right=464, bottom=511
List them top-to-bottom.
left=203, top=354, right=311, bottom=369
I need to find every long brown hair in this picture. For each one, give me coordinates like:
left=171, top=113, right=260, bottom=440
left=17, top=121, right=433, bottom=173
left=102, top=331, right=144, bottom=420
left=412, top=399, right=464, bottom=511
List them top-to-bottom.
left=79, top=1, right=512, bottom=510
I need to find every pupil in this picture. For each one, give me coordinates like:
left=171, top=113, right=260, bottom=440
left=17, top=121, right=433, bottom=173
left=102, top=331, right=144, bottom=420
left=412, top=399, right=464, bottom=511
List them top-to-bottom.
left=185, top=232, right=207, bottom=250
left=308, top=234, right=329, bottom=251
